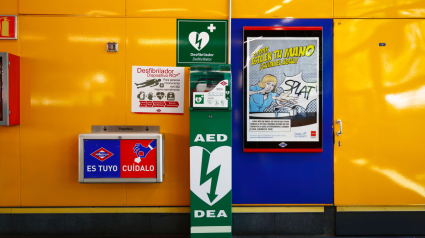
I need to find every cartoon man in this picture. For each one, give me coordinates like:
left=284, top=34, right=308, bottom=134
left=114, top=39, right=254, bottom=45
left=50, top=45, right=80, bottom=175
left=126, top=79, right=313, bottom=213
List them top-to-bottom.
left=249, top=74, right=297, bottom=112
left=135, top=79, right=161, bottom=89
left=133, top=140, right=157, bottom=164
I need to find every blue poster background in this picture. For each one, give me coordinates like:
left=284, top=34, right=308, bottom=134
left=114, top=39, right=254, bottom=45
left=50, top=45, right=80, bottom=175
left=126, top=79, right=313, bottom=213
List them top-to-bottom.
left=231, top=19, right=334, bottom=204
left=84, top=140, right=121, bottom=178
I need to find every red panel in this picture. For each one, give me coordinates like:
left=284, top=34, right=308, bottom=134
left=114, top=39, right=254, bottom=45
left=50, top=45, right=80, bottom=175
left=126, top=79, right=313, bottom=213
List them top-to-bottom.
left=0, top=16, right=17, bottom=39
left=244, top=26, right=322, bottom=31
left=7, top=53, right=19, bottom=125
left=120, top=140, right=157, bottom=178
left=244, top=149, right=322, bottom=153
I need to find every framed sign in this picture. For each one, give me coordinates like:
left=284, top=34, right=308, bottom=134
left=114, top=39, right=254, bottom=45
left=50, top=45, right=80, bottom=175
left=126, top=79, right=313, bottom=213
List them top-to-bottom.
left=0, top=16, right=17, bottom=40
left=176, top=19, right=228, bottom=67
left=243, top=27, right=323, bottom=152
left=131, top=66, right=185, bottom=114
left=79, top=126, right=164, bottom=183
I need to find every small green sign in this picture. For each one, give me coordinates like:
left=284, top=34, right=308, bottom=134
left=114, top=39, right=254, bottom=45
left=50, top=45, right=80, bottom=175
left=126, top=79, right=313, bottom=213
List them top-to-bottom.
left=177, top=19, right=228, bottom=67
left=194, top=95, right=204, bottom=104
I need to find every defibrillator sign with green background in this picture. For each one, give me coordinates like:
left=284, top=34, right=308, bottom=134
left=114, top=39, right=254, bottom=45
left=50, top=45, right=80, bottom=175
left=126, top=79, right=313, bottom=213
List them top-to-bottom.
left=177, top=19, right=228, bottom=67
left=189, top=65, right=232, bottom=238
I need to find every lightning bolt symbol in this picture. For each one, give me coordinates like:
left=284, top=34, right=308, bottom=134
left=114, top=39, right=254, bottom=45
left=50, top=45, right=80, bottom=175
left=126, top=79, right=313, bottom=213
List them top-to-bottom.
left=195, top=33, right=203, bottom=50
left=200, top=149, right=221, bottom=203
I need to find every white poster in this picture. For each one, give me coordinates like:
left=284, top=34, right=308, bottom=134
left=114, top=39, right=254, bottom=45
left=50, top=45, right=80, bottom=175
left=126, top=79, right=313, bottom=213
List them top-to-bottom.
left=246, top=37, right=320, bottom=142
left=132, top=66, right=185, bottom=114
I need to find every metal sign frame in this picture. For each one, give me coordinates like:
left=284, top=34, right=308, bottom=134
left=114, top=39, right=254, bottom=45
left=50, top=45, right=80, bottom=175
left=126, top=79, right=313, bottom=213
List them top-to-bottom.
left=0, top=15, right=18, bottom=40
left=79, top=126, right=164, bottom=183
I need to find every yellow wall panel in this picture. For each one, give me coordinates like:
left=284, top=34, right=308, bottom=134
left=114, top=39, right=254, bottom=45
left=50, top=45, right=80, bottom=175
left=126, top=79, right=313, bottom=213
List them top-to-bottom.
left=0, top=0, right=18, bottom=15
left=19, top=0, right=125, bottom=16
left=126, top=0, right=228, bottom=19
left=232, top=0, right=333, bottom=18
left=335, top=0, right=425, bottom=18
left=19, top=16, right=127, bottom=206
left=125, top=18, right=190, bottom=206
left=334, top=19, right=425, bottom=205
left=0, top=28, right=20, bottom=206
left=0, top=124, right=20, bottom=206
left=0, top=125, right=20, bottom=206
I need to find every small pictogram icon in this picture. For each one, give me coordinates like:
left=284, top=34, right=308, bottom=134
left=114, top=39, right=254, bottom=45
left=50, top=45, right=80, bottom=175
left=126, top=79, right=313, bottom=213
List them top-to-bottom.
left=91, top=148, right=114, bottom=162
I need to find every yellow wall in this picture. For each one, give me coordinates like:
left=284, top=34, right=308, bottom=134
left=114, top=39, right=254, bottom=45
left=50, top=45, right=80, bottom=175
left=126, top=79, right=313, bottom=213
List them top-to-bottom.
left=0, top=0, right=425, bottom=207
left=334, top=19, right=425, bottom=205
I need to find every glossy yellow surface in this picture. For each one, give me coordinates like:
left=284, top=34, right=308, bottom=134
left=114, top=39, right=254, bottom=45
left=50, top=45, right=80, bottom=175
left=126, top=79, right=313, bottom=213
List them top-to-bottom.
left=0, top=0, right=18, bottom=15
left=19, top=0, right=125, bottom=16
left=126, top=0, right=228, bottom=18
left=232, top=0, right=333, bottom=18
left=335, top=0, right=425, bottom=18
left=19, top=16, right=127, bottom=206
left=125, top=18, right=190, bottom=206
left=334, top=19, right=425, bottom=205
left=0, top=26, right=20, bottom=206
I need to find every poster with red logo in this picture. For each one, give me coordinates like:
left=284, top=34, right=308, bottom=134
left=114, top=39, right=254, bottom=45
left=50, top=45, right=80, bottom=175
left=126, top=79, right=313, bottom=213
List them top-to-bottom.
left=0, top=16, right=17, bottom=40
left=132, top=66, right=185, bottom=114
left=120, top=139, right=157, bottom=178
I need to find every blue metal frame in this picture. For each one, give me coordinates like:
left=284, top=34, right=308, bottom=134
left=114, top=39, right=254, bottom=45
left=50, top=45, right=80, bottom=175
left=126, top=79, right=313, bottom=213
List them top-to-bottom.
left=231, top=19, right=333, bottom=204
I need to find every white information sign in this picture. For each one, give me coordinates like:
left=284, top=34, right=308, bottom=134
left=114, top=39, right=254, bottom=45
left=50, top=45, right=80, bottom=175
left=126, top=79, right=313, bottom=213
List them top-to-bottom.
left=132, top=66, right=185, bottom=114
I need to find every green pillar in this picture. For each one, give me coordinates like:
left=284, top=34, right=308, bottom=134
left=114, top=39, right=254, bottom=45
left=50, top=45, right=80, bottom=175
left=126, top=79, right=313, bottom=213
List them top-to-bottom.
left=189, top=65, right=232, bottom=238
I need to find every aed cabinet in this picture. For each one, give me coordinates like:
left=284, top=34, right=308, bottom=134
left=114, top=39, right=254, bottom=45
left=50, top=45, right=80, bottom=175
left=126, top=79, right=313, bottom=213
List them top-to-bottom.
left=0, top=52, right=19, bottom=126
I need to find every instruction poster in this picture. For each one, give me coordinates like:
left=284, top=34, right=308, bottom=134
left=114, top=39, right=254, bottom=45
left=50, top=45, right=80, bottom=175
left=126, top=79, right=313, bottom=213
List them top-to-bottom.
left=243, top=27, right=323, bottom=152
left=132, top=66, right=185, bottom=114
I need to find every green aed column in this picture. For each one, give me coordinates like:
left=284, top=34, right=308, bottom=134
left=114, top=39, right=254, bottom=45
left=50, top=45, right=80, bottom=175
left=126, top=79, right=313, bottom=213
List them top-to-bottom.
left=190, top=65, right=232, bottom=238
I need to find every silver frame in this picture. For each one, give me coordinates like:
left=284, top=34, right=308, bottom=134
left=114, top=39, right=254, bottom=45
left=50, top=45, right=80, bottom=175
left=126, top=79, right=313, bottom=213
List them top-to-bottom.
left=0, top=16, right=18, bottom=40
left=0, top=52, right=9, bottom=126
left=79, top=133, right=164, bottom=183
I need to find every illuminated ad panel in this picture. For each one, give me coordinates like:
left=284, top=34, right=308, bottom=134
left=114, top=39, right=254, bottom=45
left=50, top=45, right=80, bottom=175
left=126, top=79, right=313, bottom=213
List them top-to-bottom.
left=243, top=27, right=323, bottom=152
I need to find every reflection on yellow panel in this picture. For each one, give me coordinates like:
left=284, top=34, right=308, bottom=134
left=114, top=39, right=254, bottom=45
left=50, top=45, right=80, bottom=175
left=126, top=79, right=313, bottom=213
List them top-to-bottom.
left=0, top=0, right=18, bottom=15
left=19, top=0, right=125, bottom=16
left=127, top=0, right=228, bottom=19
left=232, top=0, right=332, bottom=18
left=335, top=0, right=425, bottom=18
left=20, top=16, right=127, bottom=206
left=125, top=18, right=190, bottom=206
left=334, top=19, right=425, bottom=205
left=0, top=34, right=20, bottom=206
left=0, top=126, right=20, bottom=206
left=0, top=128, right=20, bottom=207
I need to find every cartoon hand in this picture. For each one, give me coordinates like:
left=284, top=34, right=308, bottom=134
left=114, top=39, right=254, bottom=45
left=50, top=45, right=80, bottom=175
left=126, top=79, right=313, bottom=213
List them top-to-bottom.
left=258, top=88, right=268, bottom=95
left=273, top=91, right=298, bottom=104
left=133, top=143, right=151, bottom=158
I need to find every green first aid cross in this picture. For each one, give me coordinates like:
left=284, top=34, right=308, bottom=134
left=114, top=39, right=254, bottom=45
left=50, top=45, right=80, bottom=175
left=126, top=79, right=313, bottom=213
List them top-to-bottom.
left=177, top=19, right=228, bottom=67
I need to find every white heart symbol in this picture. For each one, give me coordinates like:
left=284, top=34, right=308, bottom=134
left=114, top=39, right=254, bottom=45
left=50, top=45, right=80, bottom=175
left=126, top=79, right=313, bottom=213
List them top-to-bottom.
left=188, top=31, right=210, bottom=51
left=190, top=146, right=232, bottom=206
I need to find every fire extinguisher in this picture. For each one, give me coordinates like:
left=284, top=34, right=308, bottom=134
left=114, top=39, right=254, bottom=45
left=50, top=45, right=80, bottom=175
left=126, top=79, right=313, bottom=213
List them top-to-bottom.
left=1, top=17, right=10, bottom=37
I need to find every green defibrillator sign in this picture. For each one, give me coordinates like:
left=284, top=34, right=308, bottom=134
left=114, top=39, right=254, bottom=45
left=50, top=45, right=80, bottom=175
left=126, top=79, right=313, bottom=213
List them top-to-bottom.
left=177, top=19, right=228, bottom=67
left=190, top=65, right=232, bottom=238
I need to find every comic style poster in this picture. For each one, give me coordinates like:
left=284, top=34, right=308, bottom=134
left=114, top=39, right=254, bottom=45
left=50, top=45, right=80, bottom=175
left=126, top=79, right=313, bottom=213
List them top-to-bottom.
left=243, top=27, right=323, bottom=152
left=132, top=66, right=185, bottom=114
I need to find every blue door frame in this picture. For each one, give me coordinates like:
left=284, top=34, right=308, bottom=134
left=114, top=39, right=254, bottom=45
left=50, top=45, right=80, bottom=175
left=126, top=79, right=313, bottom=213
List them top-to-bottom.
left=231, top=19, right=333, bottom=205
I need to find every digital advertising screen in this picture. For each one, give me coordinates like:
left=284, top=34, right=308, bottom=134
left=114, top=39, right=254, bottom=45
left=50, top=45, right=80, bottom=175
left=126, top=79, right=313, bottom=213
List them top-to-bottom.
left=243, top=27, right=323, bottom=152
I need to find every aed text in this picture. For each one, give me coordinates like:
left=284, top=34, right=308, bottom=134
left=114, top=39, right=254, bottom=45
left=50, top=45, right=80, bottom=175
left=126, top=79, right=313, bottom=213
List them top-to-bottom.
left=194, top=134, right=228, bottom=142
